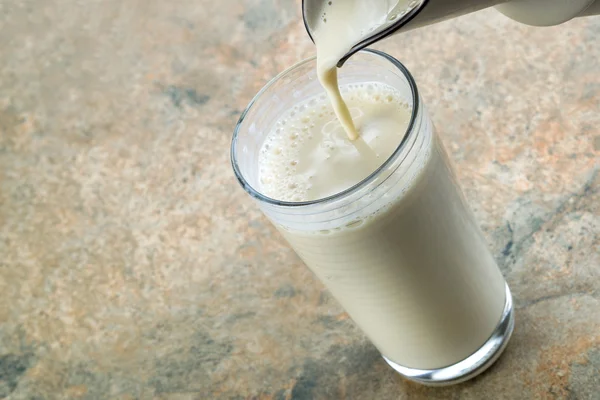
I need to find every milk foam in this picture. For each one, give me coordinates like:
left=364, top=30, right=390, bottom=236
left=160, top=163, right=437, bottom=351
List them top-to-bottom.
left=258, top=82, right=411, bottom=202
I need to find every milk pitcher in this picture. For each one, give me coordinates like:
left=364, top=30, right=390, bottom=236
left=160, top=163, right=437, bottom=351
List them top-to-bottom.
left=303, top=0, right=600, bottom=66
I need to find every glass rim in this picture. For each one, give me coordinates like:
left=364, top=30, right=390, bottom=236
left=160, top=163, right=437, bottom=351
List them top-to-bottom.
left=230, top=49, right=420, bottom=208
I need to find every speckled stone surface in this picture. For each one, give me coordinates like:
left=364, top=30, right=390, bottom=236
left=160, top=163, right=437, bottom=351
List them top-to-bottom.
left=0, top=1, right=598, bottom=399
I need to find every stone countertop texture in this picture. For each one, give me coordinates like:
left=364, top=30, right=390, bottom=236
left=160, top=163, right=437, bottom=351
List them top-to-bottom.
left=0, top=0, right=598, bottom=399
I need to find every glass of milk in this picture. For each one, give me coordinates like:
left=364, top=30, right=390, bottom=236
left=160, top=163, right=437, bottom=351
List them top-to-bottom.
left=231, top=50, right=514, bottom=386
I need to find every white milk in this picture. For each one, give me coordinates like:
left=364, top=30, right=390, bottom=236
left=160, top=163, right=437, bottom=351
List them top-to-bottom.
left=258, top=84, right=507, bottom=369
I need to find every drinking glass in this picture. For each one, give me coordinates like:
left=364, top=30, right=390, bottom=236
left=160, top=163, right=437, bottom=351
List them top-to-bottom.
left=231, top=49, right=514, bottom=385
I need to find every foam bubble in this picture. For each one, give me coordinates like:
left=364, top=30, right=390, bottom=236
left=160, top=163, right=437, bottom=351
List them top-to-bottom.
left=345, top=219, right=364, bottom=228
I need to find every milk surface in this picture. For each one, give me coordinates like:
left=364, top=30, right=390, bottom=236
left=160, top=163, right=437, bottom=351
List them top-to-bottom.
left=259, top=83, right=410, bottom=202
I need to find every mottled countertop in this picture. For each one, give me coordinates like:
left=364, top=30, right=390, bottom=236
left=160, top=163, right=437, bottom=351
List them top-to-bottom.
left=1, top=1, right=599, bottom=399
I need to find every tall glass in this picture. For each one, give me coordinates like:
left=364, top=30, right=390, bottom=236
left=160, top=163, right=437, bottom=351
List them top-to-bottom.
left=231, top=50, right=514, bottom=385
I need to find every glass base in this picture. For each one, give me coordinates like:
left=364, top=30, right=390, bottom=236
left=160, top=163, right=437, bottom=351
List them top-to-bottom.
left=383, top=283, right=514, bottom=386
